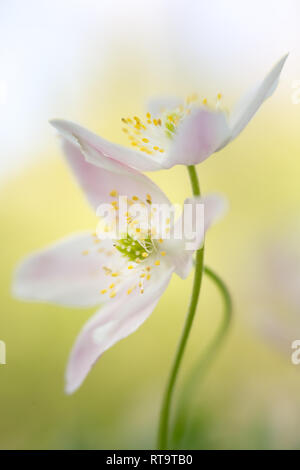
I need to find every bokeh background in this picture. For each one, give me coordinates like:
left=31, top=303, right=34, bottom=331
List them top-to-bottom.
left=1, top=0, right=300, bottom=449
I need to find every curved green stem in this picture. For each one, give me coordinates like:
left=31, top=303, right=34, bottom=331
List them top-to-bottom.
left=157, top=165, right=203, bottom=449
left=172, top=265, right=232, bottom=447
left=203, top=267, right=232, bottom=353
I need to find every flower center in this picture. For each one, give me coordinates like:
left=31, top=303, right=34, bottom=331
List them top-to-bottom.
left=121, top=93, right=224, bottom=156
left=121, top=115, right=166, bottom=156
left=81, top=189, right=169, bottom=299
left=89, top=190, right=168, bottom=298
left=114, top=233, right=154, bottom=263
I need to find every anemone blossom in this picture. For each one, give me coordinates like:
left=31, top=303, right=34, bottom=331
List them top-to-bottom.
left=50, top=55, right=287, bottom=173
left=13, top=136, right=226, bottom=393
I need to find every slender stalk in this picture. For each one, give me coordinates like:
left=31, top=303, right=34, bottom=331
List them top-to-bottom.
left=157, top=165, right=203, bottom=449
left=187, top=165, right=201, bottom=197
left=172, top=266, right=232, bottom=447
left=201, top=266, right=232, bottom=370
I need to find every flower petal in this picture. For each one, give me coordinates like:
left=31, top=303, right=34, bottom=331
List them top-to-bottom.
left=228, top=54, right=288, bottom=142
left=147, top=96, right=184, bottom=117
left=165, top=108, right=230, bottom=167
left=50, top=119, right=163, bottom=172
left=60, top=140, right=171, bottom=210
left=201, top=193, right=229, bottom=232
left=163, top=194, right=227, bottom=279
left=12, top=233, right=122, bottom=307
left=65, top=267, right=173, bottom=393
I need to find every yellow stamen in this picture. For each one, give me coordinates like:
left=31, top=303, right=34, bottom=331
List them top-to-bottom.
left=154, top=260, right=160, bottom=266
left=127, top=286, right=136, bottom=295
left=100, top=289, right=107, bottom=294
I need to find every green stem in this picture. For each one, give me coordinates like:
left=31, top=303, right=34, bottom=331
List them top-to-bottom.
left=157, top=165, right=204, bottom=449
left=187, top=165, right=201, bottom=196
left=172, top=265, right=232, bottom=447
left=203, top=266, right=232, bottom=355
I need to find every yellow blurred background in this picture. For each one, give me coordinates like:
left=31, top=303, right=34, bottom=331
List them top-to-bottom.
left=1, top=0, right=300, bottom=449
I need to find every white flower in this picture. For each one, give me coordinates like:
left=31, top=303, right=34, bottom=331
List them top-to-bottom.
left=50, top=55, right=287, bottom=172
left=13, top=137, right=226, bottom=393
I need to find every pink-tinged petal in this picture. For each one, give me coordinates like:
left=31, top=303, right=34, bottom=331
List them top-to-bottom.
left=228, top=54, right=288, bottom=142
left=147, top=96, right=183, bottom=117
left=165, top=108, right=230, bottom=167
left=50, top=119, right=163, bottom=172
left=61, top=140, right=170, bottom=210
left=201, top=193, right=228, bottom=232
left=163, top=194, right=227, bottom=279
left=12, top=233, right=121, bottom=307
left=165, top=249, right=194, bottom=282
left=65, top=267, right=173, bottom=393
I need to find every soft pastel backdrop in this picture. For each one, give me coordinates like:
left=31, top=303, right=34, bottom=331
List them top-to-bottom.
left=1, top=0, right=300, bottom=449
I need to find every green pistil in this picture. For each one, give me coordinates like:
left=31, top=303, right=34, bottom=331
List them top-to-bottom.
left=165, top=112, right=180, bottom=139
left=165, top=121, right=175, bottom=138
left=115, top=233, right=152, bottom=262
